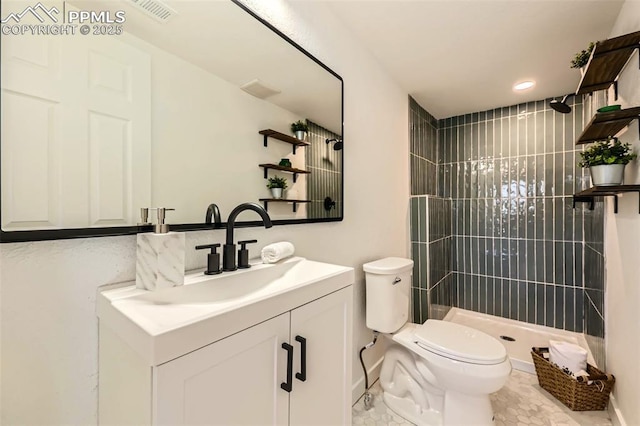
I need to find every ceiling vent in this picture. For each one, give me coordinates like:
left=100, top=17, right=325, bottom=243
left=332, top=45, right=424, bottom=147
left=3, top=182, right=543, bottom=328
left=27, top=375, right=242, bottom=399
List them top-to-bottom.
left=128, top=0, right=176, bottom=23
left=240, top=79, right=281, bottom=100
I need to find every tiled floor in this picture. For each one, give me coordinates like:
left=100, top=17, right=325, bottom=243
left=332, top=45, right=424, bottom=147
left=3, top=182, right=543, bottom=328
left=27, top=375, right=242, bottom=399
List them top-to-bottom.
left=352, top=370, right=612, bottom=426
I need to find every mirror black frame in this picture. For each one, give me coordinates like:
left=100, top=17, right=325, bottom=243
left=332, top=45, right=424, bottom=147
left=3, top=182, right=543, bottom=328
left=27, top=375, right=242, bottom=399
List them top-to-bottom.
left=0, top=0, right=344, bottom=243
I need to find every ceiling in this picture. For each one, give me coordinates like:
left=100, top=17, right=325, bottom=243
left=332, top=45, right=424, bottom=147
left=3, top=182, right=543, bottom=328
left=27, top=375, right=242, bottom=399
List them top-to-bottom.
left=324, top=0, right=625, bottom=118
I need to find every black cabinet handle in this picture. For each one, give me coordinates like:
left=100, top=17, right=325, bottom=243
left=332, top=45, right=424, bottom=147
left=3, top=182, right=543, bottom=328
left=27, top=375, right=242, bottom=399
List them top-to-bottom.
left=295, top=335, right=307, bottom=382
left=281, top=342, right=294, bottom=393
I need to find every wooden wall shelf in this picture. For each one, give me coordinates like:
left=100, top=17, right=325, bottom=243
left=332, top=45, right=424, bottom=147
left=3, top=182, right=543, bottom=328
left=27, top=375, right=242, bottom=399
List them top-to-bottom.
left=576, top=31, right=640, bottom=96
left=576, top=106, right=640, bottom=145
left=259, top=129, right=309, bottom=154
left=259, top=163, right=310, bottom=183
left=572, top=185, right=640, bottom=213
left=259, top=198, right=311, bottom=213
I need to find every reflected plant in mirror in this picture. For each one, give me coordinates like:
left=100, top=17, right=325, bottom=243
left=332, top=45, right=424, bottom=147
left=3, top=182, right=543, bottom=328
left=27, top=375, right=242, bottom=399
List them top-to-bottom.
left=0, top=0, right=343, bottom=242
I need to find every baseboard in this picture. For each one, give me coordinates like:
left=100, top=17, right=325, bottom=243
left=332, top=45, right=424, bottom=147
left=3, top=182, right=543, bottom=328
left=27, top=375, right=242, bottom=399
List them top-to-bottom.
left=351, top=355, right=384, bottom=405
left=609, top=394, right=626, bottom=426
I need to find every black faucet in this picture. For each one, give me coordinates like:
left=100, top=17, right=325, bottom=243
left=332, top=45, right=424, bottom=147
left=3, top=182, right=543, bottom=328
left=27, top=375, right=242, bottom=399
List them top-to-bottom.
left=223, top=202, right=272, bottom=271
left=205, top=203, right=222, bottom=225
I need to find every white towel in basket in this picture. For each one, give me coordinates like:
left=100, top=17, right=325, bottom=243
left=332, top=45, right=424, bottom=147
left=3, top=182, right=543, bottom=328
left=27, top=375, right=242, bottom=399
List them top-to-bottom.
left=549, top=340, right=587, bottom=376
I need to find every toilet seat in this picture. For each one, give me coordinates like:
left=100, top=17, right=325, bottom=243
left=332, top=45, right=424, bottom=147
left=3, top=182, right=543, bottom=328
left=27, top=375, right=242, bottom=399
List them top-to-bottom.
left=413, top=320, right=507, bottom=365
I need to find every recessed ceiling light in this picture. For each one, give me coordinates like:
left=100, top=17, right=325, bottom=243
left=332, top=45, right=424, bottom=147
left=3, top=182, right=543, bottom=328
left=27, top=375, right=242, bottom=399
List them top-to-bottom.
left=513, top=81, right=535, bottom=91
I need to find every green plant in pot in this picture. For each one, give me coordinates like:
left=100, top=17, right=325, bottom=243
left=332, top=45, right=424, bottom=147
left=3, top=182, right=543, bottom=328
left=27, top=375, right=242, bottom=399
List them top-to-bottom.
left=570, top=42, right=596, bottom=72
left=291, top=120, right=309, bottom=141
left=578, top=138, right=637, bottom=186
left=266, top=176, right=288, bottom=199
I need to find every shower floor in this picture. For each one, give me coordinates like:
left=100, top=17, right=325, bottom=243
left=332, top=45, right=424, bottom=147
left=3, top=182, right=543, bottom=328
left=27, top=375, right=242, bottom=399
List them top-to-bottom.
left=444, top=308, right=595, bottom=373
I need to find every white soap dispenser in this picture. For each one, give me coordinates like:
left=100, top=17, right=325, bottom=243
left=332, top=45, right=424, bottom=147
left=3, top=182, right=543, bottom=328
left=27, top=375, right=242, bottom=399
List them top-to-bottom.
left=135, top=208, right=186, bottom=291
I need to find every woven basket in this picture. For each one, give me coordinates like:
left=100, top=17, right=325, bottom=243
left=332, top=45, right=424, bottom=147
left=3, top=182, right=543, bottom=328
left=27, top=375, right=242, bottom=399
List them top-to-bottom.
left=531, top=347, right=615, bottom=411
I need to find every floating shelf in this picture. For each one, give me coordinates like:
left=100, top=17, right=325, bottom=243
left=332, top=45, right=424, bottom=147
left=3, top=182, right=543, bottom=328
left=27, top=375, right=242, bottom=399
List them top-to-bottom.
left=576, top=31, right=640, bottom=96
left=576, top=106, right=640, bottom=145
left=259, top=129, right=309, bottom=154
left=258, top=163, right=310, bottom=183
left=572, top=185, right=640, bottom=213
left=259, top=198, right=311, bottom=213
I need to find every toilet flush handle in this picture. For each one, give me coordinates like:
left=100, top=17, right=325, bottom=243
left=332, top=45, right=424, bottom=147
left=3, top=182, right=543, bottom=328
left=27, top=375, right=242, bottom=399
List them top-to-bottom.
left=393, top=277, right=402, bottom=285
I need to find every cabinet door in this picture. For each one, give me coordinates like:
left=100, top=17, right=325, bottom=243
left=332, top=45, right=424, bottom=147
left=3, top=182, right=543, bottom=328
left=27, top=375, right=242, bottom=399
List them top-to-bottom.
left=289, top=287, right=353, bottom=425
left=154, top=313, right=290, bottom=425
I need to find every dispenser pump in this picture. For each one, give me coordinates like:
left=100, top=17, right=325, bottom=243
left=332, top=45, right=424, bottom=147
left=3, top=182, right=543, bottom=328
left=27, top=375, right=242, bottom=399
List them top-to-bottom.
left=149, top=208, right=175, bottom=234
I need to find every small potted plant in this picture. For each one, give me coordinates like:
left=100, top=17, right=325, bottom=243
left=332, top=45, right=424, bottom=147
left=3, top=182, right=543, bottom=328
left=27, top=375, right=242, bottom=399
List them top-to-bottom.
left=570, top=42, right=596, bottom=74
left=291, top=120, right=309, bottom=141
left=578, top=138, right=637, bottom=186
left=266, top=176, right=288, bottom=199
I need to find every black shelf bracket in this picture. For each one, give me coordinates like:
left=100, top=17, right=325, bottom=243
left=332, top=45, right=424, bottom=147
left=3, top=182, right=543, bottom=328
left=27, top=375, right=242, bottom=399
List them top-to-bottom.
left=613, top=80, right=618, bottom=101
left=263, top=134, right=268, bottom=147
left=293, top=173, right=298, bottom=183
left=573, top=195, right=595, bottom=210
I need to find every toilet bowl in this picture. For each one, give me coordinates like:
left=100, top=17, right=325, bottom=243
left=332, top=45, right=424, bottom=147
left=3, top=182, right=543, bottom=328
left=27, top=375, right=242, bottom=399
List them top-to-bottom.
left=364, top=258, right=511, bottom=426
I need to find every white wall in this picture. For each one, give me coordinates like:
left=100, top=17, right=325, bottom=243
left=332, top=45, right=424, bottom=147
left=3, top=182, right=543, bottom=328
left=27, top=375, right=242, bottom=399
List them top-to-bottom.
left=0, top=1, right=409, bottom=424
left=604, top=2, right=640, bottom=425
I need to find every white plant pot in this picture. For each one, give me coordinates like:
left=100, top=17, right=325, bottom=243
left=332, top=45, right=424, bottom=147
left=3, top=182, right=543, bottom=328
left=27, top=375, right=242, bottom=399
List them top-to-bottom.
left=294, top=130, right=307, bottom=141
left=589, top=164, right=625, bottom=186
left=270, top=188, right=283, bottom=199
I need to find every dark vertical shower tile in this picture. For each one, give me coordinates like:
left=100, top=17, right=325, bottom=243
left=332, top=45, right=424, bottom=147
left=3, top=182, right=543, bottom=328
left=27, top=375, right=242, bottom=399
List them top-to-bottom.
left=545, top=110, right=554, bottom=154
left=535, top=112, right=545, bottom=155
left=494, top=118, right=503, bottom=158
left=486, top=120, right=494, bottom=159
left=479, top=121, right=486, bottom=160
left=554, top=152, right=564, bottom=197
left=545, top=153, right=554, bottom=196
left=419, top=196, right=427, bottom=242
left=535, top=197, right=544, bottom=239
left=544, top=197, right=554, bottom=241
left=554, top=197, right=564, bottom=241
left=410, top=198, right=419, bottom=242
left=465, top=236, right=472, bottom=273
left=479, top=238, right=487, bottom=275
left=486, top=238, right=494, bottom=277
left=494, top=238, right=502, bottom=278
left=502, top=238, right=511, bottom=279
left=518, top=240, right=527, bottom=281
left=526, top=240, right=535, bottom=282
left=535, top=240, right=545, bottom=283
left=545, top=240, right=554, bottom=283
left=554, top=242, right=564, bottom=285
left=564, top=242, right=574, bottom=286
left=412, top=243, right=420, bottom=288
left=420, top=243, right=428, bottom=289
left=464, top=274, right=472, bottom=310
left=471, top=275, right=480, bottom=312
left=479, top=276, right=487, bottom=314
left=493, top=278, right=502, bottom=316
left=518, top=281, right=527, bottom=322
left=526, top=283, right=536, bottom=324
left=536, top=284, right=545, bottom=326
left=545, top=285, right=555, bottom=328
left=555, top=286, right=565, bottom=329
left=412, top=287, right=422, bottom=324
left=564, top=287, right=576, bottom=332
left=575, top=288, right=584, bottom=333
left=420, top=289, right=429, bottom=324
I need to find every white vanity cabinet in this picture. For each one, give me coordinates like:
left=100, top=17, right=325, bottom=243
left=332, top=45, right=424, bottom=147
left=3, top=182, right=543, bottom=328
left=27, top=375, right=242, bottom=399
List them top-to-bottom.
left=98, top=259, right=353, bottom=426
left=154, top=287, right=352, bottom=425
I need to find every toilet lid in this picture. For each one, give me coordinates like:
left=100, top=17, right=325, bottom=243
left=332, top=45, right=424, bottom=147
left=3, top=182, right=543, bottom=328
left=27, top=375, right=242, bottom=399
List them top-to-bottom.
left=414, top=320, right=507, bottom=365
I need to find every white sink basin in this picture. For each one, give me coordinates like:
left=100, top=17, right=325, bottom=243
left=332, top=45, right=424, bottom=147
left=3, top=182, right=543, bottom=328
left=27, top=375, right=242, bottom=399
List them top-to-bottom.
left=97, top=256, right=354, bottom=365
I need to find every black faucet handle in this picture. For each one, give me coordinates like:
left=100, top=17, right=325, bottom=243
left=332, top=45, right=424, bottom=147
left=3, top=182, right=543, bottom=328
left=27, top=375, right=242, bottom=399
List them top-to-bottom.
left=238, top=239, right=258, bottom=249
left=237, top=240, right=258, bottom=269
left=195, top=243, right=222, bottom=275
left=195, top=243, right=221, bottom=253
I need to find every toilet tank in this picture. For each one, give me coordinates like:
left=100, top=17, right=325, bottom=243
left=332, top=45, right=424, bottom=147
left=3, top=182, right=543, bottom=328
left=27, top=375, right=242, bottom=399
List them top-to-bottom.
left=363, top=257, right=414, bottom=333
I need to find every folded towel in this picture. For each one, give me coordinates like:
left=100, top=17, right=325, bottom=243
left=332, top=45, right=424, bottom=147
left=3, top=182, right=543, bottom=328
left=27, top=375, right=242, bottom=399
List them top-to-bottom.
left=261, top=242, right=295, bottom=264
left=549, top=340, right=587, bottom=376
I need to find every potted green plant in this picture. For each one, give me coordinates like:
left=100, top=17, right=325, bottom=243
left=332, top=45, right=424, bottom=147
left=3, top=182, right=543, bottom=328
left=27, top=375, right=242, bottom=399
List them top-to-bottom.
left=570, top=42, right=596, bottom=73
left=291, top=120, right=309, bottom=141
left=578, top=138, right=637, bottom=186
left=266, top=176, right=288, bottom=199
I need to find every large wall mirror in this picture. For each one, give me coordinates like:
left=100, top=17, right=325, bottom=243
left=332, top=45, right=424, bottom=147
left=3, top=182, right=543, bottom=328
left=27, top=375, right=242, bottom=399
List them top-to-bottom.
left=0, top=0, right=343, bottom=242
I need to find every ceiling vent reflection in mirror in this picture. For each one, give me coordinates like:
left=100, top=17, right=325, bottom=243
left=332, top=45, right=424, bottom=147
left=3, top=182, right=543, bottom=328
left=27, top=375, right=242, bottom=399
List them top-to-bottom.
left=128, top=0, right=176, bottom=23
left=240, top=79, right=282, bottom=100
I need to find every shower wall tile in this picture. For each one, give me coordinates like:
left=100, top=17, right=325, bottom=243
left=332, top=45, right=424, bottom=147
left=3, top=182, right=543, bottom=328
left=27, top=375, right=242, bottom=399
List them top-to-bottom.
left=438, top=96, right=598, bottom=334
left=410, top=97, right=440, bottom=196
left=306, top=121, right=342, bottom=219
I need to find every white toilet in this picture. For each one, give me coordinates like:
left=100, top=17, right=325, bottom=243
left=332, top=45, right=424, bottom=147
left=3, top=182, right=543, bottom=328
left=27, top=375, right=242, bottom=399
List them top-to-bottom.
left=364, top=257, right=511, bottom=426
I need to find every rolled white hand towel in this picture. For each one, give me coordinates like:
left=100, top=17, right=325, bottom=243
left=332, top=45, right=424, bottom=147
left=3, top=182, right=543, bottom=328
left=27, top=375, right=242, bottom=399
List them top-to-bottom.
left=261, top=242, right=295, bottom=264
left=549, top=340, right=587, bottom=376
